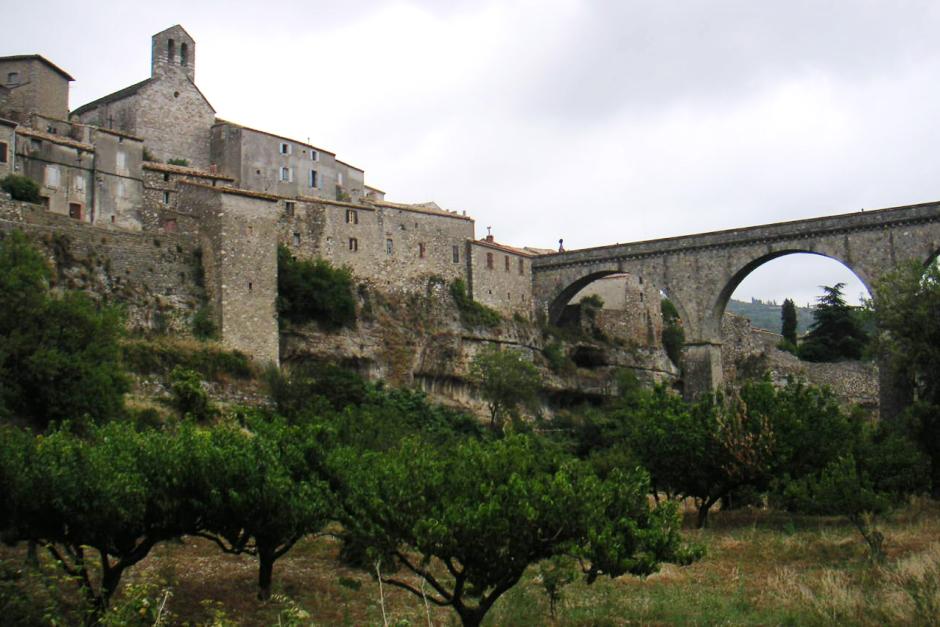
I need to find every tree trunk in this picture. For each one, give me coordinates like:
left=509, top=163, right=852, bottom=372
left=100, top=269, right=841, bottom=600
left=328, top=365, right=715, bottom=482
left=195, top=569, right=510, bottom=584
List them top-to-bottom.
left=696, top=499, right=714, bottom=529
left=26, top=540, right=38, bottom=567
left=258, top=548, right=275, bottom=601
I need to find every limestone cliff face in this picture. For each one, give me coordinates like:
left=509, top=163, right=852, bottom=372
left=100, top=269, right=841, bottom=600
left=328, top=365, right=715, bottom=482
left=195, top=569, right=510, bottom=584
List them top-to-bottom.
left=280, top=279, right=679, bottom=418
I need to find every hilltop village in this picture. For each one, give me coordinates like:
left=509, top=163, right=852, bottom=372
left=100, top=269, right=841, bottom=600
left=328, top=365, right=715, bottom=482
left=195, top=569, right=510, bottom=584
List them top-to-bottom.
left=0, top=24, right=667, bottom=367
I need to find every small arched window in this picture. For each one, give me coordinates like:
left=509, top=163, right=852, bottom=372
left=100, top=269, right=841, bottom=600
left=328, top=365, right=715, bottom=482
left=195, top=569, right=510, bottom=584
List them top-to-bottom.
left=167, top=39, right=176, bottom=63
left=180, top=43, right=189, bottom=66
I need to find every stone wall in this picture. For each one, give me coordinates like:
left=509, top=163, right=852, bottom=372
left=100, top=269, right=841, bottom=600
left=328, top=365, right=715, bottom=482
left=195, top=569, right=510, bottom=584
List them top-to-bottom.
left=0, top=58, right=70, bottom=122
left=0, top=121, right=13, bottom=177
left=91, top=128, right=145, bottom=230
left=182, top=183, right=279, bottom=364
left=0, top=197, right=202, bottom=333
left=469, top=239, right=534, bottom=319
left=573, top=273, right=663, bottom=348
left=720, top=312, right=879, bottom=412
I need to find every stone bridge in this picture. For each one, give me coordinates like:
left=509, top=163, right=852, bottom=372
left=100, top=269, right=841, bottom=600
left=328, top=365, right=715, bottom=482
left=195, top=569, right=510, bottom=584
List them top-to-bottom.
left=531, top=200, right=940, bottom=402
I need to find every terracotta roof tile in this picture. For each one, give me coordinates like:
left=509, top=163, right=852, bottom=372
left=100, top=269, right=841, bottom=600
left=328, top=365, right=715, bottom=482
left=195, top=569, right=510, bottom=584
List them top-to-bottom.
left=367, top=199, right=473, bottom=222
left=473, top=238, right=536, bottom=257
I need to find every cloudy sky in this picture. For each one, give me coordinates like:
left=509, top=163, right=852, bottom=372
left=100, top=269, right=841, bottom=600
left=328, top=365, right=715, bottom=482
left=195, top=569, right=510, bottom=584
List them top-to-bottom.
left=9, top=0, right=940, bottom=307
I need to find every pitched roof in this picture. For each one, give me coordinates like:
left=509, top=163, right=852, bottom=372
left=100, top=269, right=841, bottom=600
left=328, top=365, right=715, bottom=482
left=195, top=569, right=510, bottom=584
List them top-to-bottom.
left=0, top=55, right=75, bottom=81
left=70, top=78, right=152, bottom=116
left=0, top=117, right=16, bottom=128
left=212, top=119, right=335, bottom=156
left=15, top=126, right=94, bottom=151
left=94, top=126, right=143, bottom=142
left=335, top=158, right=364, bottom=173
left=143, top=161, right=234, bottom=181
left=179, top=180, right=280, bottom=202
left=367, top=199, right=473, bottom=222
left=473, top=238, right=537, bottom=257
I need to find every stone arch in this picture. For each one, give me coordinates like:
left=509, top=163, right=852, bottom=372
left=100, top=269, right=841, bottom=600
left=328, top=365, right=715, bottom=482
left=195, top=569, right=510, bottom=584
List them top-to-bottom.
left=704, top=249, right=873, bottom=341
left=545, top=266, right=692, bottom=334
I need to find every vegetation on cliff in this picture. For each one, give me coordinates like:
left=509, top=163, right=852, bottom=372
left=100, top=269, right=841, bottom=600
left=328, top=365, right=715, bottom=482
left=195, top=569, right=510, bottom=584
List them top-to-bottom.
left=277, top=246, right=356, bottom=330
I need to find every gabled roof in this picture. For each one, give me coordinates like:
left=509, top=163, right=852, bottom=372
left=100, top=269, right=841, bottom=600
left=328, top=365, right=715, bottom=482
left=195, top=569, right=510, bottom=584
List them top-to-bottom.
left=0, top=55, right=75, bottom=81
left=71, top=75, right=216, bottom=117
left=70, top=78, right=152, bottom=117
left=212, top=119, right=336, bottom=156
left=16, top=126, right=94, bottom=151
left=368, top=199, right=473, bottom=222
left=473, top=238, right=537, bottom=258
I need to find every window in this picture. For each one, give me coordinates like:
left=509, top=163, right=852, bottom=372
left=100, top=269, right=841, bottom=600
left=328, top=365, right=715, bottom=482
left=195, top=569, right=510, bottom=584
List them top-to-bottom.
left=167, top=39, right=176, bottom=63
left=180, top=42, right=189, bottom=67
left=6, top=72, right=18, bottom=86
left=30, top=138, right=41, bottom=151
left=0, top=142, right=7, bottom=164
left=279, top=142, right=291, bottom=155
left=116, top=150, right=126, bottom=173
left=311, top=150, right=319, bottom=161
left=44, top=165, right=60, bottom=188
left=280, top=167, right=292, bottom=182
left=309, top=169, right=318, bottom=188
left=337, top=171, right=344, bottom=186
left=163, top=172, right=170, bottom=181
left=73, top=176, right=84, bottom=192
left=162, top=191, right=170, bottom=204
left=285, top=201, right=295, bottom=217
left=68, top=203, right=82, bottom=220
left=345, top=209, right=358, bottom=224
left=293, top=232, right=301, bottom=246
left=349, top=237, right=358, bottom=252
left=386, top=238, right=394, bottom=255
left=419, top=243, right=426, bottom=258
left=452, top=245, right=460, bottom=263
left=486, top=252, right=494, bottom=269
left=505, top=255, right=510, bottom=272
left=518, top=258, right=524, bottom=275
left=248, top=281, right=253, bottom=292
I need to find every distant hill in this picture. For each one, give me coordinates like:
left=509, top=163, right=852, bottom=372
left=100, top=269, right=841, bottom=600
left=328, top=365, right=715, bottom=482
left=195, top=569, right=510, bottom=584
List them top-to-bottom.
left=726, top=298, right=815, bottom=335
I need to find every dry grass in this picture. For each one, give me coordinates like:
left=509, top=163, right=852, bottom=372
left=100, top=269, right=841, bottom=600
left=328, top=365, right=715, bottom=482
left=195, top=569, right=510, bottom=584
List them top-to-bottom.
left=3, top=500, right=940, bottom=625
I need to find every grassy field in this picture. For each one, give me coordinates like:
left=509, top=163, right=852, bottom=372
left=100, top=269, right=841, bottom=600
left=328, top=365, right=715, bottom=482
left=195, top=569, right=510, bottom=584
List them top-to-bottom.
left=3, top=500, right=940, bottom=626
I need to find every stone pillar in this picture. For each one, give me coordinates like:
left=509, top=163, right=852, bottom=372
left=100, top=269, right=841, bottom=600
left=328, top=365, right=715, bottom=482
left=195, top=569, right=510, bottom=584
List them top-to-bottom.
left=682, top=342, right=724, bottom=399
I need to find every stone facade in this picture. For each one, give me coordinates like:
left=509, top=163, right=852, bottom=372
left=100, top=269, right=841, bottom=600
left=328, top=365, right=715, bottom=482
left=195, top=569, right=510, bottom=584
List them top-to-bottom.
left=71, top=26, right=215, bottom=168
left=0, top=55, right=72, bottom=123
left=0, top=118, right=14, bottom=176
left=210, top=121, right=368, bottom=202
left=13, top=126, right=95, bottom=220
left=141, top=161, right=234, bottom=233
left=181, top=182, right=279, bottom=365
left=0, top=197, right=202, bottom=334
left=469, top=237, right=534, bottom=319
left=573, top=273, right=664, bottom=348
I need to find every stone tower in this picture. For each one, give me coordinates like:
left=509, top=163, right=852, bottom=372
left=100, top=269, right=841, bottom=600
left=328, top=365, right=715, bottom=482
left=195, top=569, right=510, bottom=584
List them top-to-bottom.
left=151, top=25, right=196, bottom=82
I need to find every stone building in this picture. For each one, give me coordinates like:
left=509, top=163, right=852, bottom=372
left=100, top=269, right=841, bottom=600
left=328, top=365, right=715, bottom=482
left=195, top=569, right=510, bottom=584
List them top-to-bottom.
left=0, top=24, right=554, bottom=365
left=71, top=26, right=215, bottom=168
left=0, top=55, right=73, bottom=123
left=0, top=118, right=14, bottom=176
left=469, top=234, right=536, bottom=319
left=572, top=274, right=664, bottom=348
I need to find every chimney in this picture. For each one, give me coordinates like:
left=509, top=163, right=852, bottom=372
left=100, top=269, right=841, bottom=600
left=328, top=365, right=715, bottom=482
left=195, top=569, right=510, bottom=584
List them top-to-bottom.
left=485, top=226, right=494, bottom=242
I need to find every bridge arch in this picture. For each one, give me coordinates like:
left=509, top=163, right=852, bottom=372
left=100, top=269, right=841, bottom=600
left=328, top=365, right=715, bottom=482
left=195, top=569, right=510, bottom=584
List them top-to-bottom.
left=703, top=249, right=874, bottom=341
left=545, top=268, right=692, bottom=335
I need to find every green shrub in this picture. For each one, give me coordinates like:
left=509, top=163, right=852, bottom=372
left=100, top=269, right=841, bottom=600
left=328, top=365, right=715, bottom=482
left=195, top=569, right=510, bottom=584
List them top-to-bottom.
left=166, top=158, right=189, bottom=167
left=0, top=174, right=41, bottom=203
left=277, top=246, right=356, bottom=330
left=450, top=278, right=501, bottom=329
left=191, top=305, right=218, bottom=340
left=121, top=337, right=253, bottom=381
left=543, top=340, right=573, bottom=374
left=169, top=366, right=213, bottom=421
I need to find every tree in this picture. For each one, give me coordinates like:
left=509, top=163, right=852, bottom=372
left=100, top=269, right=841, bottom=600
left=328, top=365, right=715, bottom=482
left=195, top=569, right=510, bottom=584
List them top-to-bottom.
left=0, top=231, right=129, bottom=430
left=277, top=246, right=356, bottom=330
left=869, top=260, right=940, bottom=492
left=798, top=283, right=869, bottom=362
left=780, top=298, right=798, bottom=347
left=469, top=346, right=540, bottom=427
left=613, top=378, right=859, bottom=527
left=194, top=416, right=331, bottom=600
left=775, top=422, right=929, bottom=560
left=0, top=423, right=202, bottom=617
left=331, top=435, right=698, bottom=627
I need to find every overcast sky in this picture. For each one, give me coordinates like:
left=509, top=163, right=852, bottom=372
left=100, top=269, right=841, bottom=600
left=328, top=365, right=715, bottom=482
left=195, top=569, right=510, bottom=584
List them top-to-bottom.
left=9, top=0, right=940, bottom=307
